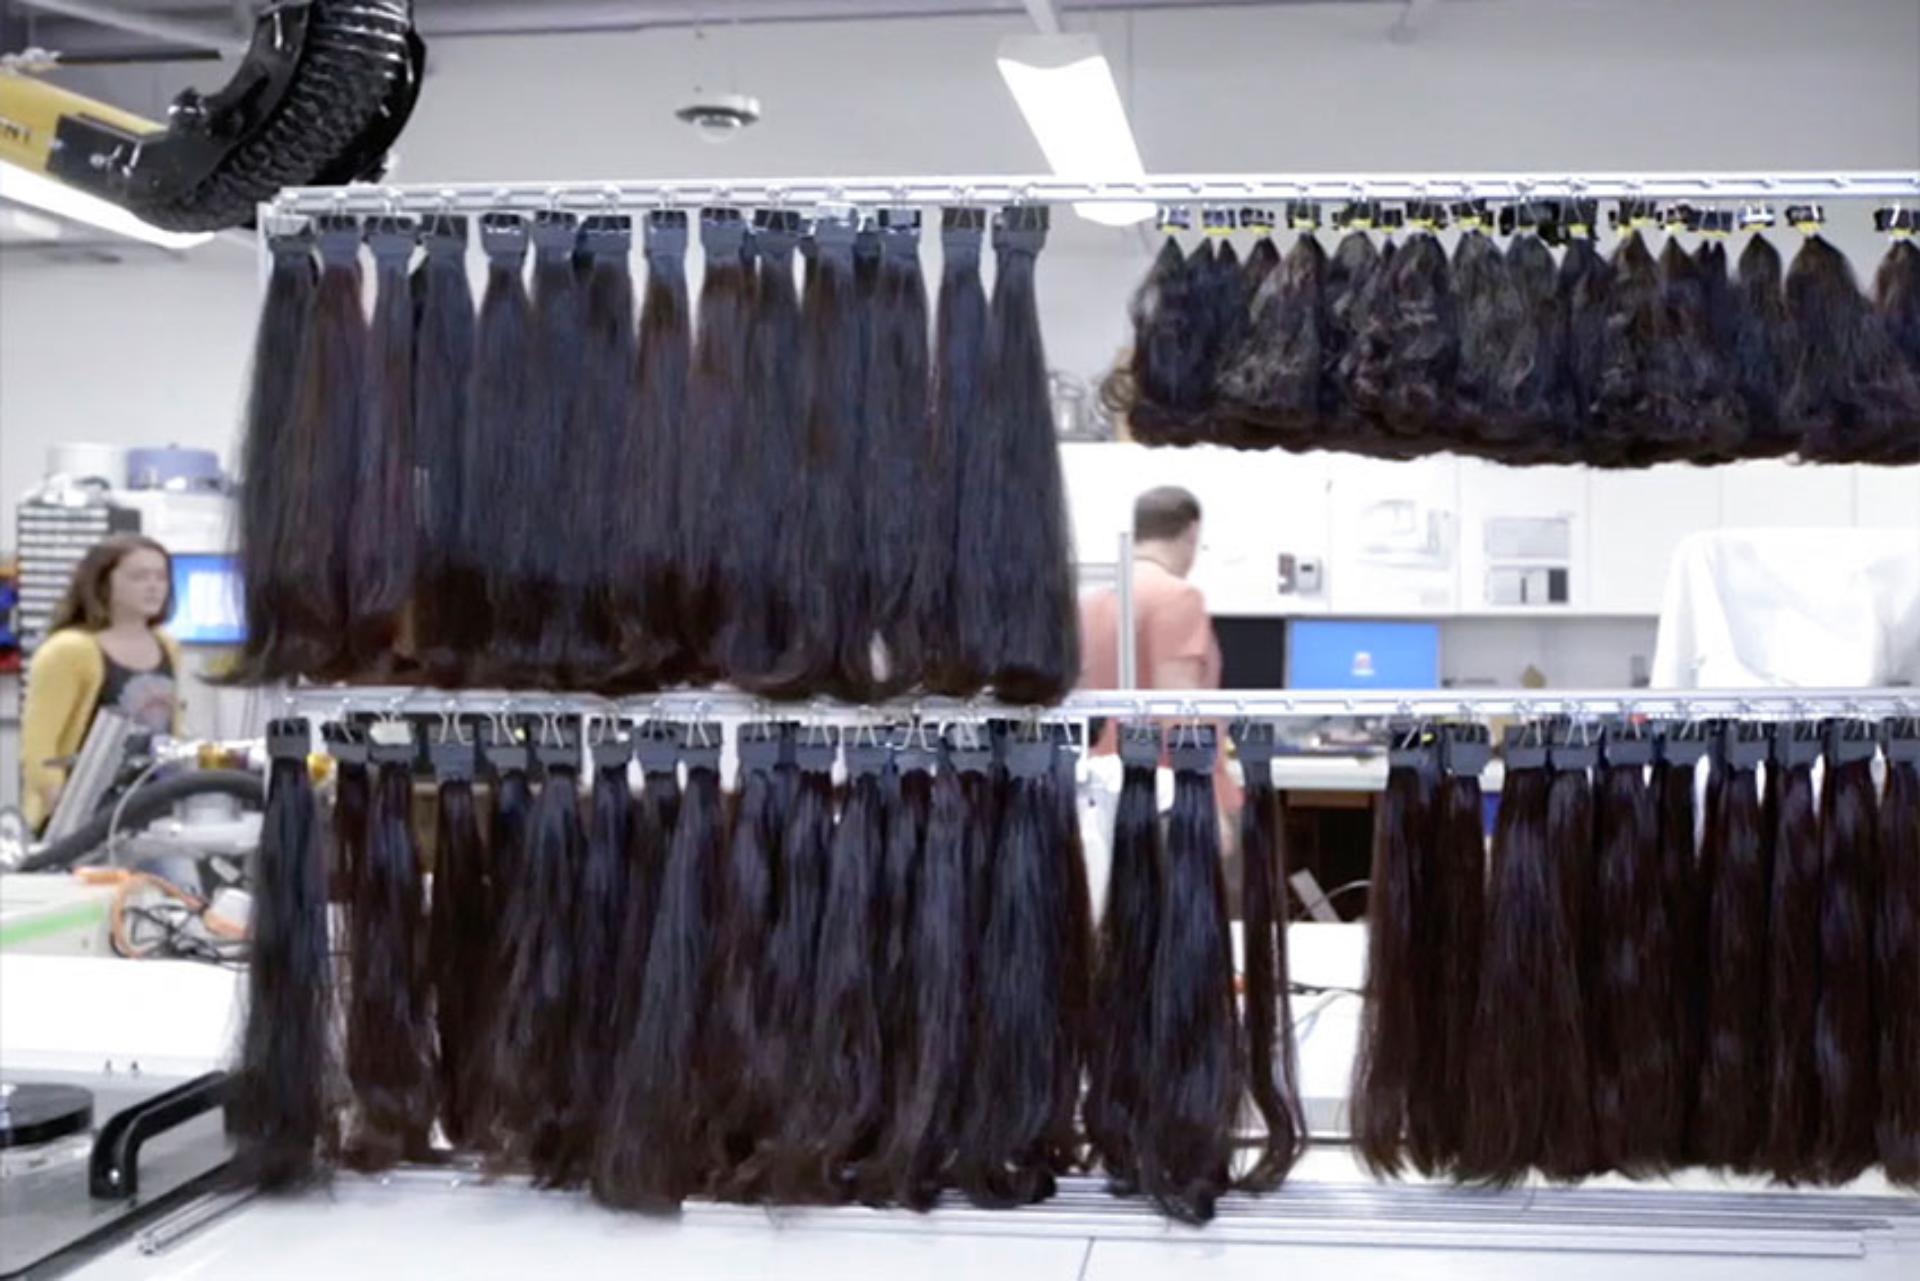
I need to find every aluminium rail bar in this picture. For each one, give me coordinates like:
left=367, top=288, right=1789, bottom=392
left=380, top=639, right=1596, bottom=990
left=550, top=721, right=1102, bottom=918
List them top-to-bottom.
left=265, top=169, right=1920, bottom=217
left=282, top=686, right=1920, bottom=724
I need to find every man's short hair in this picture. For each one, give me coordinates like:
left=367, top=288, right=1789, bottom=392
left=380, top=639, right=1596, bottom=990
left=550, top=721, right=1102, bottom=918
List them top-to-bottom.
left=1133, top=486, right=1202, bottom=542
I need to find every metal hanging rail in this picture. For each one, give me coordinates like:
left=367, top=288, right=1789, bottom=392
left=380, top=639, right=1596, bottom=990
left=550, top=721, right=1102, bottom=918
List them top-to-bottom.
left=267, top=170, right=1920, bottom=216
left=283, top=685, right=1920, bottom=723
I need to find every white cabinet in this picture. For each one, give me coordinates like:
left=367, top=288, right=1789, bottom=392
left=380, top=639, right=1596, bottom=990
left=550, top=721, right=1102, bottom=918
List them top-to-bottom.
left=1325, top=454, right=1459, bottom=615
left=1456, top=457, right=1586, bottom=611
left=1717, top=458, right=1854, bottom=530
left=1587, top=464, right=1719, bottom=614
left=1854, top=465, right=1920, bottom=530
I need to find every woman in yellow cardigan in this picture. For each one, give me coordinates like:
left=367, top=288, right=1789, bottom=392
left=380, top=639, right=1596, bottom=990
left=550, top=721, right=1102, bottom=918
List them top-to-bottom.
left=21, top=535, right=184, bottom=833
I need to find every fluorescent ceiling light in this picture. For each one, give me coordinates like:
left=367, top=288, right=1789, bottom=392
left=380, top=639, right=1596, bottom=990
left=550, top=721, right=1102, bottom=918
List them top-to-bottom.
left=997, top=33, right=1155, bottom=227
left=0, top=159, right=213, bottom=250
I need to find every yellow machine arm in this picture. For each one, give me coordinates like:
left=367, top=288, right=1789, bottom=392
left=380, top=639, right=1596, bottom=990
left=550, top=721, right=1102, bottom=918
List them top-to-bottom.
left=0, top=70, right=159, bottom=177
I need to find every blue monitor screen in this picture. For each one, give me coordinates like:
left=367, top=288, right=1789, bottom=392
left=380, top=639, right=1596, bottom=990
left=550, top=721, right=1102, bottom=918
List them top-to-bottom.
left=168, top=553, right=244, bottom=644
left=1286, top=619, right=1440, bottom=690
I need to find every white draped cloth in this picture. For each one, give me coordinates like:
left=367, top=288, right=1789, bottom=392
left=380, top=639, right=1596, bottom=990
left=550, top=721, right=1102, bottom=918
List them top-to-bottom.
left=1652, top=528, right=1920, bottom=688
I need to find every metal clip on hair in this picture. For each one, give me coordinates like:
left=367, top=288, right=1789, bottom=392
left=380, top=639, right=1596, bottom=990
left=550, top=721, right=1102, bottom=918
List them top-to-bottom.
left=1448, top=199, right=1490, bottom=229
left=1285, top=200, right=1322, bottom=231
left=995, top=203, right=1050, bottom=253
left=1784, top=203, right=1826, bottom=232
left=879, top=205, right=921, bottom=249
left=1155, top=205, right=1193, bottom=234
left=699, top=206, right=746, bottom=256
left=1239, top=206, right=1278, bottom=234
left=1874, top=206, right=1920, bottom=237
left=644, top=207, right=689, bottom=258
left=1201, top=207, right=1237, bottom=237
left=529, top=209, right=579, bottom=260
left=479, top=210, right=529, bottom=263
left=314, top=213, right=362, bottom=263
left=580, top=213, right=633, bottom=257
left=363, top=214, right=417, bottom=263
left=268, top=222, right=316, bottom=260
left=1883, top=716, right=1920, bottom=764
left=268, top=717, right=312, bottom=761
left=367, top=717, right=418, bottom=767
left=1232, top=719, right=1277, bottom=768
left=1599, top=719, right=1652, bottom=768
left=1823, top=719, right=1878, bottom=767
left=321, top=720, right=369, bottom=768
left=630, top=720, right=683, bottom=774
left=1654, top=720, right=1710, bottom=768
left=1722, top=720, right=1769, bottom=770
left=1774, top=720, right=1824, bottom=769
left=737, top=722, right=784, bottom=772
left=1120, top=722, right=1164, bottom=770
left=1168, top=722, right=1218, bottom=773
left=892, top=723, right=938, bottom=776
left=1442, top=723, right=1493, bottom=777
left=1502, top=723, right=1549, bottom=772
left=680, top=724, right=724, bottom=774
left=794, top=724, right=840, bottom=774
left=590, top=728, right=633, bottom=772
left=432, top=736, right=478, bottom=783
left=845, top=736, right=891, bottom=778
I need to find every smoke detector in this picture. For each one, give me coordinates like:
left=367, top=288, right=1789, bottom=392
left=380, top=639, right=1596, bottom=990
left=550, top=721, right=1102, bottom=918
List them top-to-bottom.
left=675, top=92, right=762, bottom=143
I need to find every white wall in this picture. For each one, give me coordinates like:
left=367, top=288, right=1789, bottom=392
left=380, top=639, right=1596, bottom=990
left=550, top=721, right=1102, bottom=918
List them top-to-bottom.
left=3, top=0, right=1918, bottom=544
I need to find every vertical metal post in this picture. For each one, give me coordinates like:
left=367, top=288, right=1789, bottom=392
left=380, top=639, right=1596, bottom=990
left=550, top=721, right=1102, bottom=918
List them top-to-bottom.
left=1116, top=530, right=1136, bottom=690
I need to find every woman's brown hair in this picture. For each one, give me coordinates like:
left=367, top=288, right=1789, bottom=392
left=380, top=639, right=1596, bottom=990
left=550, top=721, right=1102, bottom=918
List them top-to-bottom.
left=48, top=535, right=174, bottom=633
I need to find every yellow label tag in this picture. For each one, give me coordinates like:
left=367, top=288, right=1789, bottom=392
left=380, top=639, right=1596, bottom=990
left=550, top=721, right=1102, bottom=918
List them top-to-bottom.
left=1458, top=216, right=1484, bottom=230
left=1349, top=218, right=1374, bottom=230
left=1794, top=221, right=1821, bottom=234
left=1568, top=222, right=1591, bottom=237
left=1203, top=227, right=1233, bottom=238
left=1892, top=227, right=1915, bottom=239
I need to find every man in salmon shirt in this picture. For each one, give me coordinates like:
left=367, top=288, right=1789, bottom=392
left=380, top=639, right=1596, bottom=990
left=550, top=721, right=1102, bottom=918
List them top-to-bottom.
left=1078, top=486, right=1243, bottom=832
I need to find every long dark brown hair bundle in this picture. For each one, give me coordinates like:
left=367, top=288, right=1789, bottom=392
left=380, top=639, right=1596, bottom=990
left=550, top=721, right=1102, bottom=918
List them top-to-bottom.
left=971, top=207, right=1078, bottom=704
left=410, top=215, right=478, bottom=685
left=465, top=215, right=535, bottom=687
left=274, top=216, right=365, bottom=679
left=343, top=218, right=418, bottom=674
left=1347, top=220, right=1456, bottom=453
left=1105, top=225, right=1205, bottom=443
left=1217, top=225, right=1329, bottom=448
left=231, top=229, right=315, bottom=684
left=1785, top=231, right=1920, bottom=464
left=1657, top=233, right=1747, bottom=462
left=1732, top=233, right=1796, bottom=457
left=1878, top=718, right=1920, bottom=1186
left=231, top=719, right=333, bottom=1191
left=1812, top=721, right=1881, bottom=1182
left=1233, top=722, right=1309, bottom=1189
left=1590, top=722, right=1681, bottom=1175
left=1763, top=722, right=1824, bottom=1181
left=1694, top=723, right=1771, bottom=1171
left=1653, top=724, right=1706, bottom=1161
left=1138, top=726, right=1241, bottom=1224
left=1350, top=726, right=1433, bottom=1175
left=343, top=727, right=437, bottom=1171
left=594, top=727, right=721, bottom=1209
left=1085, top=727, right=1161, bottom=1193
left=427, top=728, right=494, bottom=1150
left=488, top=728, right=586, bottom=1182
left=1460, top=728, right=1588, bottom=1184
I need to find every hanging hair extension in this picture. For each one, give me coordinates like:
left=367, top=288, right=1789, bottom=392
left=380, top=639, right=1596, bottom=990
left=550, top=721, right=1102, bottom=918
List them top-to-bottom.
left=973, top=207, right=1078, bottom=704
left=917, top=208, right=991, bottom=696
left=864, top=209, right=934, bottom=694
left=675, top=210, right=753, bottom=679
left=607, top=211, right=691, bottom=687
left=715, top=212, right=805, bottom=687
left=752, top=212, right=863, bottom=699
left=464, top=215, right=535, bottom=687
left=271, top=216, right=363, bottom=678
left=409, top=216, right=477, bottom=686
left=561, top=217, right=637, bottom=689
left=343, top=218, right=419, bottom=674
left=1449, top=225, right=1531, bottom=455
left=1346, top=226, right=1456, bottom=453
left=1500, top=226, right=1570, bottom=464
left=1556, top=226, right=1613, bottom=464
left=1242, top=228, right=1282, bottom=295
left=1320, top=228, right=1384, bottom=449
left=231, top=229, right=315, bottom=683
left=1588, top=229, right=1686, bottom=467
left=1217, top=231, right=1329, bottom=449
left=1103, top=232, right=1204, bottom=444
left=1785, top=232, right=1920, bottom=464
left=1730, top=234, right=1796, bottom=457
left=1197, top=236, right=1252, bottom=445
left=1659, top=237, right=1748, bottom=462
left=1878, top=237, right=1920, bottom=375
left=1878, top=719, right=1920, bottom=1186
left=231, top=720, right=334, bottom=1190
left=1813, top=722, right=1881, bottom=1182
left=321, top=723, right=369, bottom=908
left=1762, top=723, right=1823, bottom=1181
left=1049, top=724, right=1096, bottom=1178
left=1233, top=724, right=1309, bottom=1188
left=1406, top=724, right=1489, bottom=1176
left=1590, top=724, right=1682, bottom=1175
left=1695, top=724, right=1771, bottom=1171
left=699, top=725, right=782, bottom=1187
left=1653, top=725, right=1705, bottom=1163
left=595, top=727, right=722, bottom=1209
left=1135, top=727, right=1240, bottom=1224
left=1349, top=727, right=1433, bottom=1175
left=1459, top=728, right=1587, bottom=1185
left=1534, top=728, right=1599, bottom=1180
left=483, top=729, right=533, bottom=937
left=722, top=729, right=835, bottom=1200
left=427, top=730, right=494, bottom=1150
left=487, top=730, right=586, bottom=1182
left=343, top=731, right=437, bottom=1171
left=539, top=731, right=636, bottom=1186
left=865, top=733, right=932, bottom=1187
left=867, top=734, right=974, bottom=1209
left=956, top=734, right=1069, bottom=1207
left=772, top=739, right=888, bottom=1203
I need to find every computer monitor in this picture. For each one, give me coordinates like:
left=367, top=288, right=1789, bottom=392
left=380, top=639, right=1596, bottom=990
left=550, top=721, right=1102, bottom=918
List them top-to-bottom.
left=167, top=552, right=244, bottom=644
left=1286, top=619, right=1440, bottom=690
